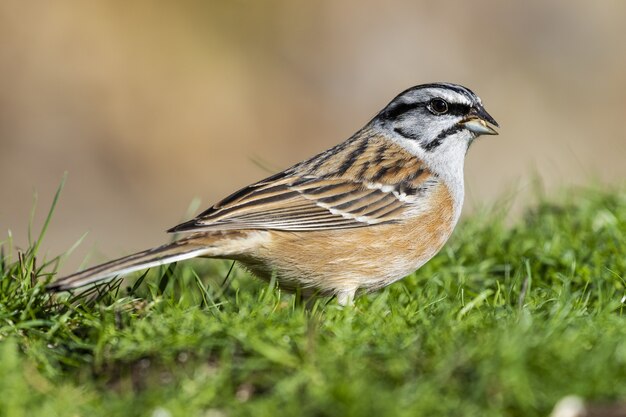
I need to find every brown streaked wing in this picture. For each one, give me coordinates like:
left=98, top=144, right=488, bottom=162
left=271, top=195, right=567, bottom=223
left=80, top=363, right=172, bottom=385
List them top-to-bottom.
left=168, top=168, right=437, bottom=233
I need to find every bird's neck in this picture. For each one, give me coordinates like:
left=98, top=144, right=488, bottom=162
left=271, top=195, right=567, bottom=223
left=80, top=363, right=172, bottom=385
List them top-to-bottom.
left=381, top=127, right=468, bottom=220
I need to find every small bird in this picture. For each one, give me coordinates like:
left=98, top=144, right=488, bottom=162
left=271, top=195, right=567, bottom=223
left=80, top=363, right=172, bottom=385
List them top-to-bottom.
left=48, top=83, right=498, bottom=305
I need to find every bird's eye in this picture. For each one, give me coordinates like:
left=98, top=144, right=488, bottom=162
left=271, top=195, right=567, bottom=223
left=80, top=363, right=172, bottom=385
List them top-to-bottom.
left=428, top=98, right=449, bottom=115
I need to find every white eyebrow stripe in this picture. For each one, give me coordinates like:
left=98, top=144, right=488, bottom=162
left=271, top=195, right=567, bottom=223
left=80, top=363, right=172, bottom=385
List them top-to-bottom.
left=413, top=86, right=474, bottom=107
left=431, top=89, right=473, bottom=106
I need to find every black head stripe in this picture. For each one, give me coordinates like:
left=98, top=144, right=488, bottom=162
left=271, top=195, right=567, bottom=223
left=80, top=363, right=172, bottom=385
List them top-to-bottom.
left=417, top=83, right=477, bottom=102
left=382, top=89, right=472, bottom=122
left=383, top=99, right=469, bottom=121
left=381, top=101, right=424, bottom=120
left=446, top=102, right=471, bottom=117
left=424, top=124, right=463, bottom=152
left=393, top=126, right=419, bottom=140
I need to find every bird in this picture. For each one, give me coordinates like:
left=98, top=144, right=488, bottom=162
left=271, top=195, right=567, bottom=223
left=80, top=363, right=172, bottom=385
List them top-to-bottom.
left=48, top=82, right=499, bottom=305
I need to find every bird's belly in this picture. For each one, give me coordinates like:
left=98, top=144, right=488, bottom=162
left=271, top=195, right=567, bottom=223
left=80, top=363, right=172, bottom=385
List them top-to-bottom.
left=237, top=184, right=458, bottom=295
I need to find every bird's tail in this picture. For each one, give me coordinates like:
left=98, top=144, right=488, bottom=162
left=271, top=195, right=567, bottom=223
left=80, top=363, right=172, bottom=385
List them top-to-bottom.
left=47, top=236, right=213, bottom=292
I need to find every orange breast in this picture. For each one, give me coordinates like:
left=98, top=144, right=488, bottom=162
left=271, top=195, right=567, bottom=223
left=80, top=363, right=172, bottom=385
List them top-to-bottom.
left=240, top=182, right=457, bottom=295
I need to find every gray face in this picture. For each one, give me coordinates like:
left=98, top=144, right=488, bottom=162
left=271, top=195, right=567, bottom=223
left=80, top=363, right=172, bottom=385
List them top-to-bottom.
left=376, top=83, right=498, bottom=152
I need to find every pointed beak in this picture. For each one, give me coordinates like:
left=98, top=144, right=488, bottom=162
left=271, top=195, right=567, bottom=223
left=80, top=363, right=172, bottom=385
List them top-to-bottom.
left=461, top=105, right=499, bottom=136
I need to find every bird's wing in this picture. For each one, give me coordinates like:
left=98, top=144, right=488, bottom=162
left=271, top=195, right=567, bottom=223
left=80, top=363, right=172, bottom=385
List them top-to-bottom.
left=168, top=165, right=438, bottom=233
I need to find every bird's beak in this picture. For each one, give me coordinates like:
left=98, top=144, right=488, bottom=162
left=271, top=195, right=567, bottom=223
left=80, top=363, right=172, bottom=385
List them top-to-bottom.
left=461, top=105, right=499, bottom=136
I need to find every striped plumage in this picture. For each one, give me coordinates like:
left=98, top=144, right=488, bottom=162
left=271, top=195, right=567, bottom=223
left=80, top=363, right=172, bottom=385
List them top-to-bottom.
left=49, top=82, right=498, bottom=305
left=170, top=132, right=432, bottom=233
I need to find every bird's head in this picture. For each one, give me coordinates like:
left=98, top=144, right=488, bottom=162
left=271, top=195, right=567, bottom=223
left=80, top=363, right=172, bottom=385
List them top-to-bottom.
left=376, top=82, right=499, bottom=153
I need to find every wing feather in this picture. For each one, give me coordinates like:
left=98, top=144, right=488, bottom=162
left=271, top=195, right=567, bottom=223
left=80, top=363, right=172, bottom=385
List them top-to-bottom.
left=168, top=137, right=437, bottom=233
left=169, top=175, right=436, bottom=232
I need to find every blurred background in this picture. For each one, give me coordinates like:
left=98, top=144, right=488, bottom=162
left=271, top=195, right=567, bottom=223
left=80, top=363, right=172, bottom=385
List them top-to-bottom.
left=1, top=1, right=625, bottom=273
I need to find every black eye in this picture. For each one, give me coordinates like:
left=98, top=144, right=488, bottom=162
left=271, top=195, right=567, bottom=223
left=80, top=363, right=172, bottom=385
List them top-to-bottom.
left=428, top=98, right=449, bottom=115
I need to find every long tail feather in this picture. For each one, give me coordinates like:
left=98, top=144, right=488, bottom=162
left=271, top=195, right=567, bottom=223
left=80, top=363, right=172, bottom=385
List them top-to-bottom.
left=48, top=239, right=211, bottom=292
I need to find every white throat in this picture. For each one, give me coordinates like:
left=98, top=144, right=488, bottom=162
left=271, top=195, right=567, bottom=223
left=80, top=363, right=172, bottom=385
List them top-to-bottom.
left=384, top=126, right=471, bottom=220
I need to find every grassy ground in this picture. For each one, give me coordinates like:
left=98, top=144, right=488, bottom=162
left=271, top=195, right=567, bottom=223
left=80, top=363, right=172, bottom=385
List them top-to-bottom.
left=1, top=184, right=626, bottom=417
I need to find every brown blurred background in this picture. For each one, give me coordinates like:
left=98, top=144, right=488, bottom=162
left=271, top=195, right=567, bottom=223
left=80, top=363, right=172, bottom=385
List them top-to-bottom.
left=1, top=1, right=625, bottom=273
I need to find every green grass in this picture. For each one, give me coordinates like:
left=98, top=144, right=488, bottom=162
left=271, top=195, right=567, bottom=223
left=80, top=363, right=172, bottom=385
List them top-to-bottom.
left=1, top=183, right=626, bottom=417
